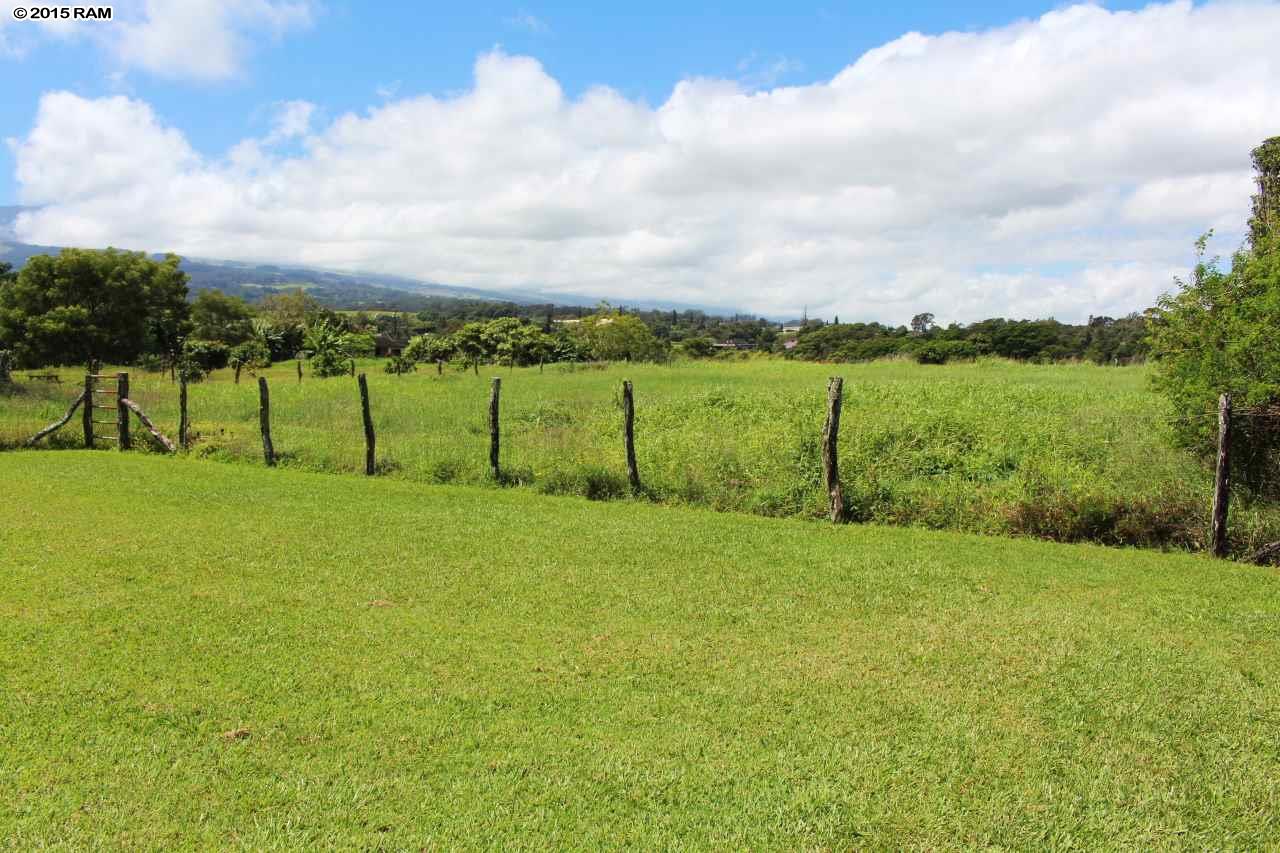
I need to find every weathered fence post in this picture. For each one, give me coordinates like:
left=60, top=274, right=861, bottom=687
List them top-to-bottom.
left=297, top=359, right=303, bottom=383
left=436, top=359, right=443, bottom=376
left=116, top=372, right=131, bottom=451
left=178, top=373, right=189, bottom=449
left=358, top=373, right=376, bottom=475
left=83, top=374, right=94, bottom=448
left=258, top=377, right=275, bottom=467
left=489, top=377, right=501, bottom=480
left=822, top=377, right=846, bottom=523
left=622, top=380, right=640, bottom=493
left=1211, top=392, right=1232, bottom=558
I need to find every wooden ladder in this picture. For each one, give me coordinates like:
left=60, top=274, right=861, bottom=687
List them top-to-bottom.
left=84, top=372, right=131, bottom=450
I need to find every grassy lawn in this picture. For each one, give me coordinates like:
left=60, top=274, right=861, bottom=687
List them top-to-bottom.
left=5, top=357, right=1276, bottom=553
left=3, top=451, right=1279, bottom=847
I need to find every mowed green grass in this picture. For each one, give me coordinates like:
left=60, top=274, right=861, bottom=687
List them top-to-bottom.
left=6, top=357, right=1276, bottom=552
left=3, top=452, right=1279, bottom=848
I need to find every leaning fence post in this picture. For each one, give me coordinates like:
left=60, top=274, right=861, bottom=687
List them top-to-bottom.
left=116, top=372, right=131, bottom=451
left=178, top=373, right=189, bottom=450
left=358, top=373, right=376, bottom=475
left=83, top=374, right=95, bottom=448
left=258, top=376, right=275, bottom=467
left=822, top=376, right=846, bottom=523
left=489, top=377, right=501, bottom=480
left=622, top=379, right=641, bottom=493
left=1211, top=392, right=1232, bottom=558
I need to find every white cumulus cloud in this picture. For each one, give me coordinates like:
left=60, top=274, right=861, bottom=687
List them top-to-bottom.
left=0, top=0, right=314, bottom=79
left=11, top=1, right=1280, bottom=321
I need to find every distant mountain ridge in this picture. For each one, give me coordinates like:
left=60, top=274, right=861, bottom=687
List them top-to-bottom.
left=0, top=208, right=737, bottom=315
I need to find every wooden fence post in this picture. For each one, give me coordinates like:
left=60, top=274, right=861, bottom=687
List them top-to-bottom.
left=297, top=359, right=303, bottom=383
left=116, top=372, right=131, bottom=451
left=178, top=373, right=189, bottom=449
left=358, top=373, right=376, bottom=475
left=83, top=374, right=94, bottom=448
left=822, top=376, right=846, bottom=524
left=258, top=377, right=275, bottom=467
left=489, top=377, right=501, bottom=480
left=623, top=380, right=640, bottom=493
left=1211, top=392, right=1232, bottom=558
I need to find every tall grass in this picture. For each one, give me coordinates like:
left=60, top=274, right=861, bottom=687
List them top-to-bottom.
left=3, top=357, right=1276, bottom=553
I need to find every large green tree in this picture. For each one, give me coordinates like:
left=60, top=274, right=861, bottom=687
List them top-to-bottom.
left=1249, top=136, right=1280, bottom=246
left=1148, top=138, right=1280, bottom=491
left=0, top=248, right=190, bottom=367
left=190, top=289, right=255, bottom=345
left=572, top=310, right=666, bottom=362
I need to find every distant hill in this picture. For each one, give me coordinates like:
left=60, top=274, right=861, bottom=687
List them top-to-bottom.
left=0, top=228, right=730, bottom=314
left=0, top=234, right=574, bottom=311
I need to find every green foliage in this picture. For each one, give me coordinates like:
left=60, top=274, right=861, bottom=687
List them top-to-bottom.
left=1250, top=136, right=1280, bottom=246
left=1148, top=138, right=1280, bottom=494
left=1148, top=233, right=1280, bottom=482
left=0, top=248, right=190, bottom=368
left=257, top=288, right=328, bottom=356
left=190, top=289, right=254, bottom=345
left=570, top=310, right=666, bottom=362
left=788, top=316, right=1148, bottom=365
left=250, top=318, right=292, bottom=362
left=304, top=320, right=357, bottom=378
left=450, top=322, right=489, bottom=372
left=345, top=331, right=377, bottom=359
left=403, top=332, right=455, bottom=365
left=680, top=336, right=715, bottom=358
left=181, top=339, right=230, bottom=374
left=229, top=339, right=271, bottom=372
left=914, top=340, right=978, bottom=365
left=914, top=342, right=950, bottom=365
left=0, top=348, right=11, bottom=384
left=383, top=353, right=417, bottom=375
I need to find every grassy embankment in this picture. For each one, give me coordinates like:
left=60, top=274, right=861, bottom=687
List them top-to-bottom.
left=2, top=357, right=1277, bottom=553
left=2, top=452, right=1279, bottom=847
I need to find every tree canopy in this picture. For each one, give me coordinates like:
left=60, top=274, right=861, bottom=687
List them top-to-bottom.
left=1147, top=138, right=1280, bottom=491
left=0, top=248, right=189, bottom=368
left=191, top=289, right=255, bottom=345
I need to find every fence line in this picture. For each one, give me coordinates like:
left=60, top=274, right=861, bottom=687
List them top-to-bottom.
left=9, top=368, right=1279, bottom=563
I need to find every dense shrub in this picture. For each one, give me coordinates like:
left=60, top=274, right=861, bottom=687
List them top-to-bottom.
left=680, top=337, right=716, bottom=358
left=182, top=339, right=230, bottom=372
left=913, top=340, right=978, bottom=365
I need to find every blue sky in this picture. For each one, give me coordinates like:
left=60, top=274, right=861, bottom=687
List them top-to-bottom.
left=1, top=0, right=1155, bottom=206
left=3, top=1, right=1275, bottom=321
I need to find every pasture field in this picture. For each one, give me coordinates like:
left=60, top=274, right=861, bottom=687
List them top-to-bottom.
left=2, top=357, right=1277, bottom=554
left=2, top=452, right=1279, bottom=847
